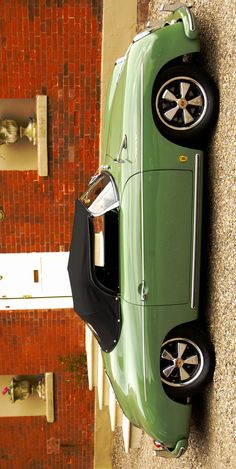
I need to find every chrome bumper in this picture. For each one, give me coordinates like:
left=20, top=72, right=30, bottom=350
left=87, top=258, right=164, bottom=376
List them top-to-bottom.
left=160, top=2, right=193, bottom=12
left=133, top=3, right=197, bottom=43
left=160, top=3, right=197, bottom=37
left=153, top=438, right=188, bottom=458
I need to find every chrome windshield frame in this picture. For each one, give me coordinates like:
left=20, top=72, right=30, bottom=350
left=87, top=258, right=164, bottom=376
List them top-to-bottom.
left=80, top=171, right=120, bottom=218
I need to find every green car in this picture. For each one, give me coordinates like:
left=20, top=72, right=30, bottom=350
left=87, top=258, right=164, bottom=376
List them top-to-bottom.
left=68, top=3, right=218, bottom=458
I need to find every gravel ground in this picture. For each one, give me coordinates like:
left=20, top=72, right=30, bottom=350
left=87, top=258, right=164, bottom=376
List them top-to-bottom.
left=112, top=1, right=236, bottom=468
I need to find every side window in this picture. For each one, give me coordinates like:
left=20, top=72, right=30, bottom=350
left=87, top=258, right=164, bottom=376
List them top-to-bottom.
left=92, top=210, right=119, bottom=293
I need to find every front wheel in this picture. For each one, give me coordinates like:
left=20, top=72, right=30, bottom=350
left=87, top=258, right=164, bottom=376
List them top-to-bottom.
left=152, top=65, right=219, bottom=147
left=160, top=325, right=214, bottom=398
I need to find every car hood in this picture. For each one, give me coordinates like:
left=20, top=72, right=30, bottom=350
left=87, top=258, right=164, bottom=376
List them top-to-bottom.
left=102, top=27, right=201, bottom=198
left=104, top=54, right=142, bottom=177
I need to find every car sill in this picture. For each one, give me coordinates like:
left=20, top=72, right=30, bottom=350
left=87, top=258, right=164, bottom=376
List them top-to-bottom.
left=140, top=62, right=148, bottom=402
left=191, top=153, right=200, bottom=309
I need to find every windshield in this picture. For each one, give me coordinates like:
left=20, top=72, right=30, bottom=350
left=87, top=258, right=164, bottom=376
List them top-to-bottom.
left=80, top=172, right=119, bottom=217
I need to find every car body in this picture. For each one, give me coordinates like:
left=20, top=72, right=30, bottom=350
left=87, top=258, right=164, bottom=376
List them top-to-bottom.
left=68, top=3, right=218, bottom=458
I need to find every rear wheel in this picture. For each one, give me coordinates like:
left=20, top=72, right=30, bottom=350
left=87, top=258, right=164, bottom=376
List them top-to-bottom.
left=152, top=65, right=219, bottom=147
left=160, top=325, right=214, bottom=398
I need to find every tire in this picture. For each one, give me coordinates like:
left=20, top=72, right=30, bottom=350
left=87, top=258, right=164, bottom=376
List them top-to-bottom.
left=152, top=64, right=219, bottom=148
left=160, top=324, right=214, bottom=398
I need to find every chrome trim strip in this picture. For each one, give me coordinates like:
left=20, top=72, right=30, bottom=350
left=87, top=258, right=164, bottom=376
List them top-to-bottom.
left=133, top=30, right=151, bottom=43
left=115, top=56, right=125, bottom=65
left=140, top=62, right=147, bottom=402
left=140, top=64, right=144, bottom=290
left=191, top=153, right=200, bottom=309
left=141, top=303, right=147, bottom=401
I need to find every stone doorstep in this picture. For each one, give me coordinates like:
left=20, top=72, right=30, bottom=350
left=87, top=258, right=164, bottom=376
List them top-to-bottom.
left=86, top=326, right=143, bottom=469
left=94, top=392, right=113, bottom=469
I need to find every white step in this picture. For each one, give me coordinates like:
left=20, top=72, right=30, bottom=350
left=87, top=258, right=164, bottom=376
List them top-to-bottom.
left=85, top=326, right=93, bottom=391
left=86, top=326, right=142, bottom=452
left=116, top=402, right=123, bottom=427
left=122, top=414, right=131, bottom=453
left=121, top=416, right=142, bottom=452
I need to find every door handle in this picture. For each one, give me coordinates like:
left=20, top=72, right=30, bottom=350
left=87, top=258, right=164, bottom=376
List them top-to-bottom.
left=138, top=281, right=149, bottom=301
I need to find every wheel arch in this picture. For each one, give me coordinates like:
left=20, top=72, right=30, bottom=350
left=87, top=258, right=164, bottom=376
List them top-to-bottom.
left=151, top=63, right=219, bottom=148
left=160, top=321, right=215, bottom=400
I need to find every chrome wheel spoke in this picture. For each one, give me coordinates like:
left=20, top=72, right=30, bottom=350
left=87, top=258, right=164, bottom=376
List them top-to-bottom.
left=180, top=82, right=190, bottom=99
left=162, top=89, right=178, bottom=102
left=188, top=95, right=203, bottom=107
left=164, top=105, right=179, bottom=121
left=183, top=109, right=194, bottom=125
left=177, top=342, right=187, bottom=359
left=161, top=349, right=175, bottom=362
left=183, top=354, right=199, bottom=366
left=163, top=364, right=176, bottom=378
left=179, top=366, right=190, bottom=382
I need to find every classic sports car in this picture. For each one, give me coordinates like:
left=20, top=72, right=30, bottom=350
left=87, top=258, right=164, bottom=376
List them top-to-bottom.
left=68, top=3, right=218, bottom=458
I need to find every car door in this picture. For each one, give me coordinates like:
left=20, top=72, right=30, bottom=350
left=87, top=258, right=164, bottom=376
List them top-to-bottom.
left=120, top=170, right=193, bottom=306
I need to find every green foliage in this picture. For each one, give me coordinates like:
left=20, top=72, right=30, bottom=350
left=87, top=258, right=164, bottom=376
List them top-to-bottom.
left=59, top=352, right=88, bottom=386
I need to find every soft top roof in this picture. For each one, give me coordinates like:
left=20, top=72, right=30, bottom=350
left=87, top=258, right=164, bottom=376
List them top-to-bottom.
left=68, top=200, right=121, bottom=352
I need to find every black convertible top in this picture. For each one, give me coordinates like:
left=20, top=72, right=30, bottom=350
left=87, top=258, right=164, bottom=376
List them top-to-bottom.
left=68, top=200, right=121, bottom=352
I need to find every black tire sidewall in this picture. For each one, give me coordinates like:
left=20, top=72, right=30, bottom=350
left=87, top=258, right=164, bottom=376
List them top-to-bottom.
left=152, top=65, right=219, bottom=148
left=161, top=324, right=214, bottom=398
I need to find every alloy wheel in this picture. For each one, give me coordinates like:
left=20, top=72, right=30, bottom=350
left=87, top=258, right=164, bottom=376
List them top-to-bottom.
left=155, top=76, right=207, bottom=131
left=160, top=337, right=204, bottom=387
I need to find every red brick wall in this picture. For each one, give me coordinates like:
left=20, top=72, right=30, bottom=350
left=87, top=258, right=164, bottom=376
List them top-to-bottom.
left=0, top=0, right=102, bottom=253
left=0, top=1, right=102, bottom=468
left=0, top=309, right=94, bottom=469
